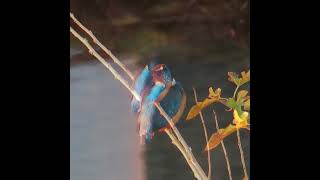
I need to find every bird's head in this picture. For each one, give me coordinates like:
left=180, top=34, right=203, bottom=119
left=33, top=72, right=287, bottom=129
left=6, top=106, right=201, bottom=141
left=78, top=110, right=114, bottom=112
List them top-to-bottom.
left=147, top=59, right=160, bottom=71
left=151, top=64, right=174, bottom=86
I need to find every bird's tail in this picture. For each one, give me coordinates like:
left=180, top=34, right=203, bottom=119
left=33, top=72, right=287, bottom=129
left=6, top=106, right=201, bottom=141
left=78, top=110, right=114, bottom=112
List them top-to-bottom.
left=138, top=112, right=154, bottom=144
left=139, top=132, right=154, bottom=144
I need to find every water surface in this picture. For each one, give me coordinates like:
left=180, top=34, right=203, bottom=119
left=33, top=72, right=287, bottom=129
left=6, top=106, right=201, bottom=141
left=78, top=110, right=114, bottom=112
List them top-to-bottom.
left=70, top=48, right=250, bottom=180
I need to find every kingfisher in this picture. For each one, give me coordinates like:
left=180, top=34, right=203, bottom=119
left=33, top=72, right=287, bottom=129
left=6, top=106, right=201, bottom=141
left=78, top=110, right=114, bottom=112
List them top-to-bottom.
left=134, top=63, right=187, bottom=143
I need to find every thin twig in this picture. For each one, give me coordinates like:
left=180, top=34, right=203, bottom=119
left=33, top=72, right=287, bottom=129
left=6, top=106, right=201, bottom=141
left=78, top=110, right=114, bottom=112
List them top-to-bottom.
left=70, top=13, right=135, bottom=80
left=70, top=22, right=207, bottom=180
left=70, top=27, right=141, bottom=102
left=233, top=85, right=239, bottom=99
left=192, top=87, right=211, bottom=179
left=155, top=103, right=208, bottom=180
left=212, top=110, right=233, bottom=180
left=164, top=129, right=200, bottom=179
left=237, top=129, right=248, bottom=180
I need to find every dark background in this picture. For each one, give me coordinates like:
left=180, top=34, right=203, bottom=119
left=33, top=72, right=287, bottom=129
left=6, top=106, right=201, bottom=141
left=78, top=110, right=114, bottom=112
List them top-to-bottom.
left=70, top=0, right=249, bottom=65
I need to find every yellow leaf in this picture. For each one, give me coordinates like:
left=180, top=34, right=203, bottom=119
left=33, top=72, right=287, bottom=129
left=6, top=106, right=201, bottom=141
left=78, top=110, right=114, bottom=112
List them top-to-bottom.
left=228, top=70, right=250, bottom=86
left=240, top=70, right=250, bottom=85
left=187, top=87, right=222, bottom=120
left=208, top=87, right=221, bottom=99
left=209, top=87, right=214, bottom=97
left=237, top=90, right=248, bottom=103
left=186, top=98, right=217, bottom=120
left=244, top=99, right=250, bottom=111
left=186, top=104, right=202, bottom=120
left=204, top=110, right=250, bottom=151
left=233, top=110, right=249, bottom=129
left=204, top=124, right=237, bottom=151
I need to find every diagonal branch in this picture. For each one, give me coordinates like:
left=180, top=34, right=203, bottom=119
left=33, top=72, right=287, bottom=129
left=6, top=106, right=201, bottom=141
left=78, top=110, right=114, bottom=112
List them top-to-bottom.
left=70, top=13, right=135, bottom=80
left=70, top=21, right=208, bottom=180
left=70, top=27, right=141, bottom=102
left=192, top=87, right=211, bottom=179
left=154, top=102, right=207, bottom=180
left=212, top=109, right=233, bottom=180
left=164, top=129, right=200, bottom=179
left=237, top=129, right=248, bottom=180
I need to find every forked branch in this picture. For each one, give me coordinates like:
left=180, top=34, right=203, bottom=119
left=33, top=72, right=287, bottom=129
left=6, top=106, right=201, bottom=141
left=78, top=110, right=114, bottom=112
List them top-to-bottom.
left=70, top=13, right=135, bottom=80
left=70, top=18, right=208, bottom=180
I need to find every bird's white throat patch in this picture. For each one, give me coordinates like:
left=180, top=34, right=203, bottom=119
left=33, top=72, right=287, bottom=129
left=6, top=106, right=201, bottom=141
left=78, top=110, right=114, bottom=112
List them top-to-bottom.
left=155, top=81, right=165, bottom=87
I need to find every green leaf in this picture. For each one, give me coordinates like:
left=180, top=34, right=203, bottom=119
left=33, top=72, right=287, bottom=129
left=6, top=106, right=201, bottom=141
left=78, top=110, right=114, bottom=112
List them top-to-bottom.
left=227, top=98, right=243, bottom=115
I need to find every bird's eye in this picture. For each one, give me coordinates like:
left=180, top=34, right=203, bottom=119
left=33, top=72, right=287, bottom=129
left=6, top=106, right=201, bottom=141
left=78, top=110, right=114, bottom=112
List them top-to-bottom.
left=152, top=64, right=165, bottom=72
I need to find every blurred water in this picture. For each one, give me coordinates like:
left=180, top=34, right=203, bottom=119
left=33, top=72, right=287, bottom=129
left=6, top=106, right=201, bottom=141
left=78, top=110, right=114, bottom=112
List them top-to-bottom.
left=70, top=48, right=250, bottom=180
left=70, top=58, right=146, bottom=180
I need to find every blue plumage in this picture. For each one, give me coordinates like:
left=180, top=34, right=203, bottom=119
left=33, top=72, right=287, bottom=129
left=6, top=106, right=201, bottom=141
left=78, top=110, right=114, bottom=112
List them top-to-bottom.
left=130, top=61, right=159, bottom=113
left=132, top=63, right=187, bottom=143
left=131, top=66, right=152, bottom=113
left=151, top=81, right=186, bottom=132
left=137, top=82, right=166, bottom=141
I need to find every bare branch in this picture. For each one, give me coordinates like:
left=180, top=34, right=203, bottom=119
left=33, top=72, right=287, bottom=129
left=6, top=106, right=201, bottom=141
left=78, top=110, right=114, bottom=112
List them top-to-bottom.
left=70, top=13, right=135, bottom=80
left=70, top=20, right=208, bottom=180
left=70, top=27, right=141, bottom=101
left=193, top=87, right=211, bottom=179
left=154, top=102, right=208, bottom=180
left=212, top=109, right=233, bottom=180
left=164, top=129, right=200, bottom=179
left=237, top=129, right=248, bottom=180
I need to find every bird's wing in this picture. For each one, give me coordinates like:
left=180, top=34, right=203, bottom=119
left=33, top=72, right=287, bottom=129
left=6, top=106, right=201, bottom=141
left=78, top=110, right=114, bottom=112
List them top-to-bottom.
left=131, top=66, right=153, bottom=113
left=153, top=82, right=186, bottom=131
left=137, top=83, right=166, bottom=141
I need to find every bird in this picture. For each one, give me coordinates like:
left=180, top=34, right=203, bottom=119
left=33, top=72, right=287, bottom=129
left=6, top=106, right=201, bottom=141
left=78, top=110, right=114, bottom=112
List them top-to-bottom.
left=135, top=63, right=187, bottom=143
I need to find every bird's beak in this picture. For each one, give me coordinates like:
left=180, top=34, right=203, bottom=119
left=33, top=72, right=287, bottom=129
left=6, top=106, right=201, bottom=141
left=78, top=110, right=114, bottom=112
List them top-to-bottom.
left=152, top=64, right=165, bottom=71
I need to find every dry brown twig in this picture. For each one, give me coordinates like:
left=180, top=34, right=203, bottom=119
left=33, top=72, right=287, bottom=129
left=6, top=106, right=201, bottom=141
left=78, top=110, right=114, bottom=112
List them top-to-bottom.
left=70, top=13, right=135, bottom=80
left=70, top=16, right=208, bottom=180
left=70, top=27, right=141, bottom=102
left=192, top=87, right=211, bottom=179
left=154, top=103, right=207, bottom=180
left=212, top=109, right=233, bottom=180
left=164, top=128, right=201, bottom=179
left=237, top=129, right=248, bottom=180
